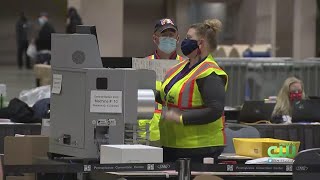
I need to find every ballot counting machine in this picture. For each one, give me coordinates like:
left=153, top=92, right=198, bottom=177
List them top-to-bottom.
left=49, top=33, right=156, bottom=159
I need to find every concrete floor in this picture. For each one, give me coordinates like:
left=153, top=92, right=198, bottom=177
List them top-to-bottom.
left=0, top=66, right=35, bottom=102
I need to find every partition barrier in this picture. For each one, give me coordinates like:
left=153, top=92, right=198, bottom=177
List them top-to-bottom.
left=215, top=58, right=320, bottom=106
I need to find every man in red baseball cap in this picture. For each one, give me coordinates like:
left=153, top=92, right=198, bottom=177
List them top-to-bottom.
left=138, top=18, right=184, bottom=146
left=148, top=18, right=184, bottom=60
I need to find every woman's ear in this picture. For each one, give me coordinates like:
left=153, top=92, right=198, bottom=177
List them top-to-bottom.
left=197, top=39, right=205, bottom=49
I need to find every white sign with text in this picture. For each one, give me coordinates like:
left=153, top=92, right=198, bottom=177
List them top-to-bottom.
left=90, top=91, right=122, bottom=113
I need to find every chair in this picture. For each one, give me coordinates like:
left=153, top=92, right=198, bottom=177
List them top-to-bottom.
left=223, top=123, right=260, bottom=153
left=293, top=148, right=320, bottom=180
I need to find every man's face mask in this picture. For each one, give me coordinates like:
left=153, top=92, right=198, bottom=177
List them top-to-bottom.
left=158, top=37, right=177, bottom=54
left=289, top=90, right=303, bottom=101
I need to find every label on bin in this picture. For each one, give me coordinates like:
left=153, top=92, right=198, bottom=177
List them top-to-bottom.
left=90, top=91, right=122, bottom=113
left=267, top=143, right=296, bottom=158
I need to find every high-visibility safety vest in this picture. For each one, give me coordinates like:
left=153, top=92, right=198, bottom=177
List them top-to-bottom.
left=138, top=54, right=184, bottom=142
left=159, top=54, right=228, bottom=148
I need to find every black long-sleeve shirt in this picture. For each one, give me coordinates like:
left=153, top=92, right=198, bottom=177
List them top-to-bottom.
left=66, top=15, right=82, bottom=34
left=16, top=19, right=29, bottom=42
left=36, top=22, right=55, bottom=51
left=156, top=73, right=226, bottom=125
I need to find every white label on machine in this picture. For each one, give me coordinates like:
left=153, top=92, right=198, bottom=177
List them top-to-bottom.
left=52, top=74, right=62, bottom=94
left=90, top=91, right=122, bottom=113
left=96, top=119, right=117, bottom=126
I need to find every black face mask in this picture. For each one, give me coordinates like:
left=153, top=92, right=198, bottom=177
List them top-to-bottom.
left=181, top=38, right=199, bottom=56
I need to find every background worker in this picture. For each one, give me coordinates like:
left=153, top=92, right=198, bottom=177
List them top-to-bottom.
left=66, top=7, right=83, bottom=34
left=16, top=12, right=31, bottom=69
left=35, top=12, right=56, bottom=65
left=138, top=18, right=184, bottom=146
left=156, top=19, right=228, bottom=162
left=271, top=77, right=306, bottom=124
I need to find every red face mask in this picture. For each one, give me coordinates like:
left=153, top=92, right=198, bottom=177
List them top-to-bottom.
left=289, top=91, right=302, bottom=101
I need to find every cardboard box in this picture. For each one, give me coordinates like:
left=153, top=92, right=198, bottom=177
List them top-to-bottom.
left=33, top=64, right=52, bottom=86
left=4, top=135, right=49, bottom=165
left=100, top=145, right=163, bottom=164
left=6, top=175, right=35, bottom=180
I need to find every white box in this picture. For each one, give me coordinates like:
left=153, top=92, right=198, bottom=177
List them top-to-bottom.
left=100, top=144, right=163, bottom=164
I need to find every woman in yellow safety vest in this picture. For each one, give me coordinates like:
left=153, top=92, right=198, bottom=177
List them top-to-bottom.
left=156, top=19, right=228, bottom=162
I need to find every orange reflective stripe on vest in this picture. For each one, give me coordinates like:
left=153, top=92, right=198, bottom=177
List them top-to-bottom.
left=147, top=54, right=184, bottom=61
left=148, top=55, right=155, bottom=59
left=177, top=55, right=184, bottom=62
left=163, top=60, right=188, bottom=81
left=178, top=62, right=223, bottom=108
left=154, top=102, right=162, bottom=114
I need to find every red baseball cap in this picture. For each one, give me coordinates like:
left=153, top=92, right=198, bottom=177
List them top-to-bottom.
left=154, top=18, right=178, bottom=33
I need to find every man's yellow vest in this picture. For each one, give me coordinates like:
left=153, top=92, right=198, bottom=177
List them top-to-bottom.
left=138, top=54, right=184, bottom=142
left=159, top=54, right=228, bottom=148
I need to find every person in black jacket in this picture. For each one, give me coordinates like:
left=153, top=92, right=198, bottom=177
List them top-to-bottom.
left=66, top=7, right=82, bottom=34
left=16, top=12, right=31, bottom=69
left=35, top=12, right=55, bottom=64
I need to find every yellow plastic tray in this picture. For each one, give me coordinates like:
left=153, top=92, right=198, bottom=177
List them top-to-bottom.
left=233, top=138, right=300, bottom=158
